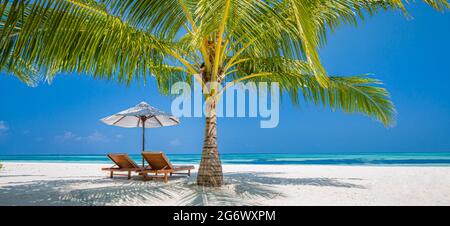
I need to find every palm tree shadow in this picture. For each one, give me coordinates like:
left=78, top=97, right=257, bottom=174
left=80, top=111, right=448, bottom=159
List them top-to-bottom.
left=0, top=172, right=365, bottom=206
left=177, top=172, right=365, bottom=206
left=227, top=172, right=366, bottom=188
left=0, top=175, right=46, bottom=178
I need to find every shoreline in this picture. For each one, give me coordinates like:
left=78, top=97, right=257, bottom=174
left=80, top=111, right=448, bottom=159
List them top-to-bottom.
left=2, top=152, right=450, bottom=167
left=2, top=161, right=450, bottom=168
left=1, top=162, right=450, bottom=206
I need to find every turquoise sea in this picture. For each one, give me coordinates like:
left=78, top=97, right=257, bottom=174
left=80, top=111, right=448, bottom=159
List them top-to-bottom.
left=1, top=152, right=450, bottom=166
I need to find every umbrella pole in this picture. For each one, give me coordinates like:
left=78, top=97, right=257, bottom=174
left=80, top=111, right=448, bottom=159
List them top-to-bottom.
left=142, top=117, right=146, bottom=167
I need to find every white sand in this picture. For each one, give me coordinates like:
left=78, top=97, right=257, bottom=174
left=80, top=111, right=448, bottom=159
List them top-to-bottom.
left=0, top=162, right=449, bottom=206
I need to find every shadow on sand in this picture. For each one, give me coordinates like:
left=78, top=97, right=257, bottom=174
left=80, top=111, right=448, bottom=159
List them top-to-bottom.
left=0, top=172, right=365, bottom=206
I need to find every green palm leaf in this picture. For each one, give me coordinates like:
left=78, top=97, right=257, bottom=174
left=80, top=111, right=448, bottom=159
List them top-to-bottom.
left=0, top=0, right=169, bottom=84
left=1, top=0, right=446, bottom=124
left=228, top=57, right=395, bottom=126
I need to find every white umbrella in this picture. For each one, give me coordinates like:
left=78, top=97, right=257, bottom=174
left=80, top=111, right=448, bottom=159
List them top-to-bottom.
left=101, top=102, right=180, bottom=166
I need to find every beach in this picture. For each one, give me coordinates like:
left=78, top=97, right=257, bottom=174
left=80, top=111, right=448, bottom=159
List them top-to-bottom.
left=0, top=162, right=449, bottom=206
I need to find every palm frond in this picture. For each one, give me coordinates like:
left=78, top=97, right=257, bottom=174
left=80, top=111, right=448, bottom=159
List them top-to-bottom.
left=0, top=0, right=168, bottom=85
left=2, top=0, right=448, bottom=125
left=100, top=0, right=189, bottom=38
left=231, top=57, right=396, bottom=126
left=2, top=58, right=41, bottom=86
left=151, top=63, right=193, bottom=95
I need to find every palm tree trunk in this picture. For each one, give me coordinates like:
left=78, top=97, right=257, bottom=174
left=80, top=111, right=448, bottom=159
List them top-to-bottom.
left=197, top=102, right=224, bottom=187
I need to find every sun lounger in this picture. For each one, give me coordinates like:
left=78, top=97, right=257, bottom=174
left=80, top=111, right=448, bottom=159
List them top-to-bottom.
left=140, top=152, right=195, bottom=183
left=102, top=154, right=142, bottom=179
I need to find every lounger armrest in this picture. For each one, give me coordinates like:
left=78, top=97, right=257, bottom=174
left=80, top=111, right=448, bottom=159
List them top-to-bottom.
left=173, top=165, right=195, bottom=171
left=102, top=167, right=120, bottom=170
left=102, top=167, right=142, bottom=171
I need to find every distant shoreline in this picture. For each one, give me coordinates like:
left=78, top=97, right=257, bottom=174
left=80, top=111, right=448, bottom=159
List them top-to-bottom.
left=1, top=151, right=450, bottom=156
left=1, top=152, right=450, bottom=166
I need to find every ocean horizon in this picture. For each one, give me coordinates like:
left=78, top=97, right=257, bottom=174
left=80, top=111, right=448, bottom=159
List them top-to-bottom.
left=1, top=152, right=450, bottom=166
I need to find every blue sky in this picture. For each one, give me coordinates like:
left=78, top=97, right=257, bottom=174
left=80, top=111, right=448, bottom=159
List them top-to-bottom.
left=0, top=4, right=449, bottom=155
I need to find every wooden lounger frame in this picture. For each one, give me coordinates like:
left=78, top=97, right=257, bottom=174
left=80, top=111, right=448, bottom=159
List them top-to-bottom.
left=140, top=152, right=195, bottom=183
left=101, top=154, right=142, bottom=179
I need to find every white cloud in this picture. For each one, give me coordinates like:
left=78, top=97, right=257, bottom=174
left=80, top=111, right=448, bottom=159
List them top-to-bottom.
left=0, top=121, right=9, bottom=133
left=0, top=121, right=9, bottom=139
left=55, top=131, right=109, bottom=144
left=55, top=131, right=80, bottom=142
left=86, top=131, right=109, bottom=143
left=115, top=134, right=123, bottom=139
left=170, top=138, right=181, bottom=146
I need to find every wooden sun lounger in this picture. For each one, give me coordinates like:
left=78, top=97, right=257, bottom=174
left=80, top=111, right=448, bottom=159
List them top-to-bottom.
left=140, top=152, right=195, bottom=183
left=102, top=154, right=142, bottom=179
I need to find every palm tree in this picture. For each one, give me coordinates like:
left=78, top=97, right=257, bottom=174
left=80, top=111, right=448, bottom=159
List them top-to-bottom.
left=0, top=0, right=448, bottom=187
